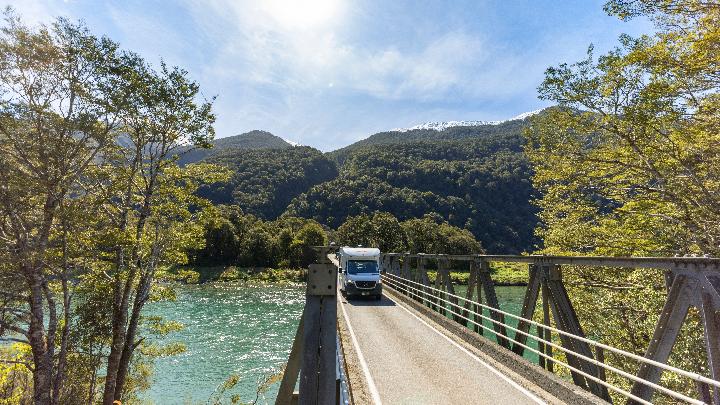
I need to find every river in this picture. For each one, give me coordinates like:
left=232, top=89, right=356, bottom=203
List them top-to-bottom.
left=141, top=283, right=527, bottom=404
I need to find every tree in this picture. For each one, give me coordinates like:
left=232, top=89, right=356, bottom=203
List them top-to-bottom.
left=525, top=0, right=719, bottom=398
left=0, top=13, right=126, bottom=404
left=100, top=57, right=220, bottom=403
left=369, top=212, right=407, bottom=253
left=334, top=214, right=374, bottom=248
left=402, top=216, right=441, bottom=254
left=290, top=222, right=327, bottom=267
left=437, top=223, right=483, bottom=255
left=240, top=226, right=278, bottom=268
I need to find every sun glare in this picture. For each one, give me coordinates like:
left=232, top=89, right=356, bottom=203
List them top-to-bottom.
left=261, top=0, right=341, bottom=30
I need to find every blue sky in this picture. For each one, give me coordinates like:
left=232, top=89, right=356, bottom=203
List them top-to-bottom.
left=9, top=0, right=651, bottom=151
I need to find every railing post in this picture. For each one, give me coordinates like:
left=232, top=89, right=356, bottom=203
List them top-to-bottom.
left=463, top=259, right=481, bottom=333
left=478, top=260, right=509, bottom=349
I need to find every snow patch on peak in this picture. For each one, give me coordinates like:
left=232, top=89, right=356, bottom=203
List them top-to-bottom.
left=392, top=109, right=543, bottom=133
left=508, top=109, right=544, bottom=121
left=282, top=138, right=301, bottom=147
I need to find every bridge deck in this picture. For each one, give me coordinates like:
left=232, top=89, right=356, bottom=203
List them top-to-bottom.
left=339, top=292, right=549, bottom=404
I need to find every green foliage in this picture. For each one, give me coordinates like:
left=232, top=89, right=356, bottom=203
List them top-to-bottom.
left=527, top=1, right=719, bottom=400
left=0, top=10, right=228, bottom=403
left=190, top=118, right=539, bottom=254
left=177, top=130, right=294, bottom=165
left=287, top=133, right=537, bottom=253
left=198, top=146, right=338, bottom=220
left=189, top=207, right=329, bottom=270
left=191, top=210, right=483, bottom=274
left=335, top=212, right=483, bottom=254
left=489, top=262, right=529, bottom=285
left=0, top=344, right=32, bottom=404
left=208, top=367, right=284, bottom=405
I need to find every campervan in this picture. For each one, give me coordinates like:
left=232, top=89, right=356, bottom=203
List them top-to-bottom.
left=338, top=247, right=382, bottom=299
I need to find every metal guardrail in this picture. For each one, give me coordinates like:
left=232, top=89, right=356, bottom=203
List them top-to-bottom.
left=380, top=253, right=720, bottom=404
left=336, top=335, right=350, bottom=405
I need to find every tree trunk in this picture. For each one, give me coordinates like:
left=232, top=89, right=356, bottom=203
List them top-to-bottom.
left=104, top=191, right=154, bottom=404
left=102, top=268, right=133, bottom=405
left=28, top=272, right=52, bottom=405
left=51, top=278, right=71, bottom=405
left=113, top=279, right=147, bottom=400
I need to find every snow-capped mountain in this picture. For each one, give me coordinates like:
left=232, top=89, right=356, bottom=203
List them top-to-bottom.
left=392, top=109, right=543, bottom=132
left=282, top=138, right=301, bottom=147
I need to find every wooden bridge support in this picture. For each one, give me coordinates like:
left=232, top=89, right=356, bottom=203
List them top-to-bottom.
left=402, top=257, right=411, bottom=280
left=458, top=260, right=510, bottom=347
left=462, top=260, right=482, bottom=334
left=479, top=260, right=510, bottom=349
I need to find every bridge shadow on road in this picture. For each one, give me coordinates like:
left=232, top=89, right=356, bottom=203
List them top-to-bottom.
left=342, top=294, right=396, bottom=307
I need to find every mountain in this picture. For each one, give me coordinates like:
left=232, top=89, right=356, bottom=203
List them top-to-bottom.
left=194, top=109, right=547, bottom=253
left=329, top=109, right=543, bottom=164
left=391, top=109, right=543, bottom=132
left=285, top=128, right=536, bottom=253
left=176, top=130, right=295, bottom=165
left=197, top=146, right=338, bottom=220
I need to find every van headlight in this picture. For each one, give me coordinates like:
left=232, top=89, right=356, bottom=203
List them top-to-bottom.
left=377, top=278, right=382, bottom=284
left=347, top=279, right=355, bottom=285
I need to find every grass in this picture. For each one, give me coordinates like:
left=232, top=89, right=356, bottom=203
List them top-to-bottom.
left=165, top=261, right=530, bottom=286
left=425, top=262, right=528, bottom=286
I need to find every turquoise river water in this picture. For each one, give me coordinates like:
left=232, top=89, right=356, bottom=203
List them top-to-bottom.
left=141, top=283, right=527, bottom=404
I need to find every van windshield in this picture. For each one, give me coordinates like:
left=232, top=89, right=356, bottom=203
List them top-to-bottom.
left=346, top=260, right=379, bottom=275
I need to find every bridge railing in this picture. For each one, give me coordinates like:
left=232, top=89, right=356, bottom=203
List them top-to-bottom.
left=276, top=247, right=349, bottom=405
left=380, top=253, right=720, bottom=405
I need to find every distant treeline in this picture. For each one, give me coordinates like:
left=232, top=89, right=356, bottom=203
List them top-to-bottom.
left=189, top=208, right=483, bottom=269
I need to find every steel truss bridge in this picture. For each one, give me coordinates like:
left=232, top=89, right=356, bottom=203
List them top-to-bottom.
left=276, top=249, right=720, bottom=405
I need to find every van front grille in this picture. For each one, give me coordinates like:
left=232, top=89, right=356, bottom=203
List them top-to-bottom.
left=355, top=281, right=376, bottom=289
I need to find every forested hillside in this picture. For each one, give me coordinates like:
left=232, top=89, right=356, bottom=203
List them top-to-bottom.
left=195, top=116, right=540, bottom=253
left=330, top=118, right=531, bottom=164
left=176, top=130, right=293, bottom=165
left=285, top=131, right=536, bottom=253
left=198, top=146, right=338, bottom=219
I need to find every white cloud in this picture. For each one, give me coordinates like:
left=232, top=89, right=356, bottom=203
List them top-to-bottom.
left=3, top=0, right=68, bottom=26
left=180, top=0, right=513, bottom=102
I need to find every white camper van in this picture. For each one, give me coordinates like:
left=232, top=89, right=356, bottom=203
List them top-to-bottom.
left=338, top=247, right=382, bottom=299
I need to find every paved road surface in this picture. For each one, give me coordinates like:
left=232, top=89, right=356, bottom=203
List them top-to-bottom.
left=339, top=290, right=548, bottom=405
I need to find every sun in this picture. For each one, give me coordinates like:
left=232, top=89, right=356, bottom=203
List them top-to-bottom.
left=261, top=0, right=342, bottom=30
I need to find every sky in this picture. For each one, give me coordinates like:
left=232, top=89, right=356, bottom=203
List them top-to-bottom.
left=7, top=0, right=652, bottom=151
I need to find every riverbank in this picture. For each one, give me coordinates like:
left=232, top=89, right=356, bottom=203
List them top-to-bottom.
left=166, top=262, right=528, bottom=286
left=427, top=262, right=529, bottom=286
left=165, top=266, right=305, bottom=284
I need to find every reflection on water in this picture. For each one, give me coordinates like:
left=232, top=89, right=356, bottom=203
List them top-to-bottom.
left=142, top=282, right=304, bottom=404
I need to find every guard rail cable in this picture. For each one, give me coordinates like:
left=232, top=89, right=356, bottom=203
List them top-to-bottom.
left=379, top=253, right=720, bottom=404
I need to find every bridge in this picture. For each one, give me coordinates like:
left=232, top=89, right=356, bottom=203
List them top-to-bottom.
left=275, top=249, right=720, bottom=405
